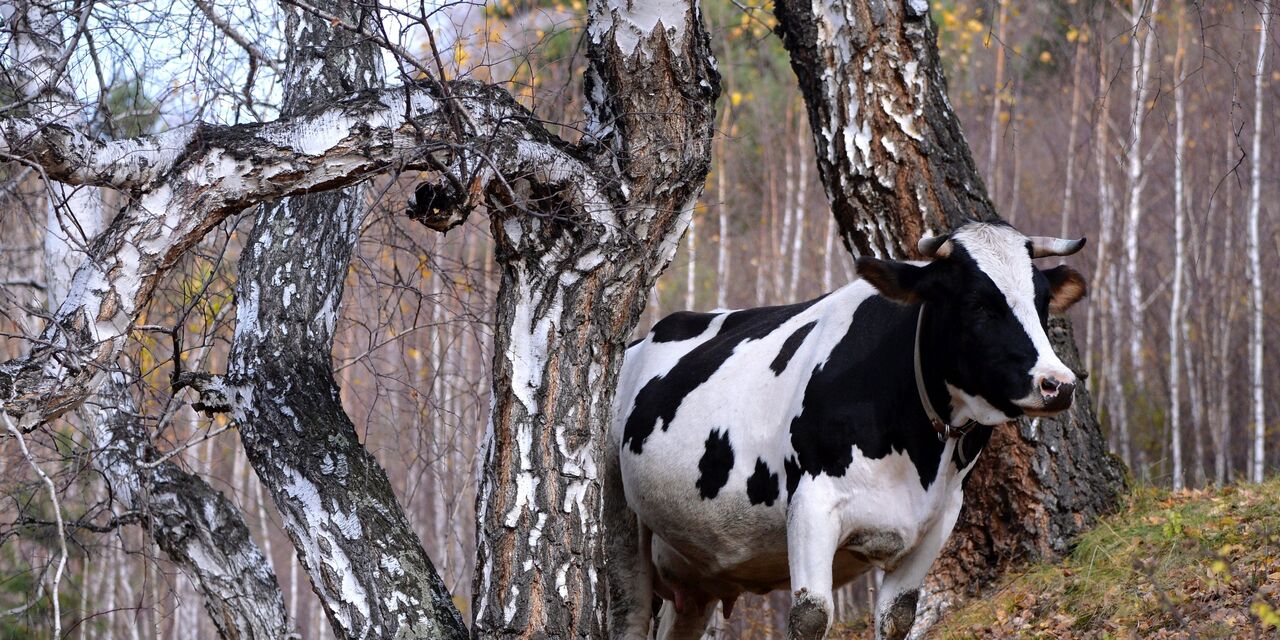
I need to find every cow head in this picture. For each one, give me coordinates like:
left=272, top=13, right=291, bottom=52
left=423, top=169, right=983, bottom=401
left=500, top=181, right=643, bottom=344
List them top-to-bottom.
left=856, top=222, right=1087, bottom=424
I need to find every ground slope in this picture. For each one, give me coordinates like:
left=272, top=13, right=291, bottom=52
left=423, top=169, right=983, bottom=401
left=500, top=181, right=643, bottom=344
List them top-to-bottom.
left=928, top=478, right=1280, bottom=638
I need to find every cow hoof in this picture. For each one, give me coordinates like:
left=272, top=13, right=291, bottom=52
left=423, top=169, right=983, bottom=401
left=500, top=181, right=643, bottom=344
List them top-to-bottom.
left=787, top=588, right=829, bottom=640
left=878, top=589, right=919, bottom=640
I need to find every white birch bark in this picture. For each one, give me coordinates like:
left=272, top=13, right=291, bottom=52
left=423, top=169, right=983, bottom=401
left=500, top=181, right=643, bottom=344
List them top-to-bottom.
left=986, top=0, right=1008, bottom=204
left=1123, top=0, right=1160, bottom=391
left=3, top=2, right=292, bottom=636
left=1248, top=3, right=1270, bottom=483
left=1169, top=14, right=1187, bottom=491
left=1060, top=37, right=1086, bottom=238
left=1086, top=42, right=1129, bottom=462
left=716, top=103, right=732, bottom=309
left=778, top=112, right=796, bottom=299
left=788, top=124, right=808, bottom=300
left=1214, top=126, right=1238, bottom=484
left=687, top=212, right=698, bottom=309
left=822, top=215, right=837, bottom=293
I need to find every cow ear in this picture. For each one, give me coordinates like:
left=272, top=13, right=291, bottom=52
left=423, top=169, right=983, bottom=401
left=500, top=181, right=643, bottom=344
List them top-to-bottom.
left=856, top=258, right=926, bottom=304
left=1043, top=265, right=1087, bottom=313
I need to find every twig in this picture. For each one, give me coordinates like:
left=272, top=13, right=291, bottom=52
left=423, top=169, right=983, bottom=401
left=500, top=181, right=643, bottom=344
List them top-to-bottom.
left=190, top=0, right=284, bottom=75
left=2, top=412, right=67, bottom=635
left=138, top=423, right=233, bottom=469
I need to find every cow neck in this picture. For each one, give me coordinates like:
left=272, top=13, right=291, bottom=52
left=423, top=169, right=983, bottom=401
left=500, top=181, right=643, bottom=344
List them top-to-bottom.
left=914, top=302, right=979, bottom=440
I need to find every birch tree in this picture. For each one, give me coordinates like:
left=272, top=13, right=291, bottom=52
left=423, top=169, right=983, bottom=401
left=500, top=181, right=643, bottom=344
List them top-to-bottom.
left=0, top=0, right=719, bottom=634
left=771, top=0, right=1125, bottom=631
left=1123, top=0, right=1160, bottom=394
left=1247, top=1, right=1270, bottom=484
left=212, top=2, right=470, bottom=637
left=2, top=3, right=291, bottom=637
left=1168, top=8, right=1187, bottom=491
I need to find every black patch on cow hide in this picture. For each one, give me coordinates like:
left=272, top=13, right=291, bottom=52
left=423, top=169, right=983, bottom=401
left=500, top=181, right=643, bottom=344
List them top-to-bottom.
left=788, top=296, right=947, bottom=491
left=623, top=299, right=819, bottom=454
left=650, top=311, right=718, bottom=343
left=770, top=321, right=819, bottom=375
left=695, top=429, right=734, bottom=499
left=784, top=456, right=802, bottom=501
left=746, top=458, right=780, bottom=506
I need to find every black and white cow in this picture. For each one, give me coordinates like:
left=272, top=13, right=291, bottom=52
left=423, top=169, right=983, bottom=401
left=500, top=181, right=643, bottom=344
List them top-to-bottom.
left=606, top=222, right=1088, bottom=640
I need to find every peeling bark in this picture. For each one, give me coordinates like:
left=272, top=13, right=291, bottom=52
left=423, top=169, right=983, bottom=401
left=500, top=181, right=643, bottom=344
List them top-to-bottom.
left=0, top=0, right=720, bottom=635
left=473, top=0, right=719, bottom=635
left=772, top=0, right=1125, bottom=632
left=774, top=0, right=995, bottom=257
left=5, top=2, right=292, bottom=636
left=224, top=2, right=466, bottom=638
left=0, top=77, right=596, bottom=427
left=93, top=379, right=294, bottom=639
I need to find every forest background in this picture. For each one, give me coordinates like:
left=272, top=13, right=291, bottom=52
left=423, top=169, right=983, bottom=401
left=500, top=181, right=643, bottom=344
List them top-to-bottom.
left=0, top=0, right=1276, bottom=637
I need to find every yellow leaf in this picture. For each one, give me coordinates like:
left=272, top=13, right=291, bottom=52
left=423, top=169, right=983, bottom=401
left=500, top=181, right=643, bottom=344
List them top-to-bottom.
left=1039, top=51, right=1052, bottom=63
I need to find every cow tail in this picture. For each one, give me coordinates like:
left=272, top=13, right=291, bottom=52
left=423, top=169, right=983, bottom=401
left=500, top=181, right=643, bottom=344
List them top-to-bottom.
left=603, top=432, right=654, bottom=639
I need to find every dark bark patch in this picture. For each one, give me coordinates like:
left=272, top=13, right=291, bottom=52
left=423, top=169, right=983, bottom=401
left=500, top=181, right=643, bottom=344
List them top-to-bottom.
left=695, top=429, right=734, bottom=500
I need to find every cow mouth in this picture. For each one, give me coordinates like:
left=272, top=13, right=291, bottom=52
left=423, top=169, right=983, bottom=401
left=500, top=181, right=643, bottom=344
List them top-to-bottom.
left=1015, top=391, right=1075, bottom=417
left=1022, top=405, right=1071, bottom=418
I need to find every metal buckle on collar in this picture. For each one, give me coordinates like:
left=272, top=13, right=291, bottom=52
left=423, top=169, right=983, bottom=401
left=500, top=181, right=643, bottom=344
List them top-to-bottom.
left=939, top=419, right=980, bottom=442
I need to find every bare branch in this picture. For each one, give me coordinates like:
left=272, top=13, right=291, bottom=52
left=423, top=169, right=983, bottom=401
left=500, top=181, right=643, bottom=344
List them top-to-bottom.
left=190, top=0, right=284, bottom=75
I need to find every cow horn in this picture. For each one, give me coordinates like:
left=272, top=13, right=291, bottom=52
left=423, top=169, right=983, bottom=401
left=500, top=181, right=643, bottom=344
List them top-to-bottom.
left=917, top=233, right=953, bottom=259
left=1029, top=236, right=1087, bottom=258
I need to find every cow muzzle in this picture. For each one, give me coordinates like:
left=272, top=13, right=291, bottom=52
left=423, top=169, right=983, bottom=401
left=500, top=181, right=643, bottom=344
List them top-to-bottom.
left=1025, top=374, right=1075, bottom=415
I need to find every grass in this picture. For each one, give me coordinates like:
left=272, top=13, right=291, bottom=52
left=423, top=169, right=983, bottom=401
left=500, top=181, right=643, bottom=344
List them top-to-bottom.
left=930, top=478, right=1280, bottom=639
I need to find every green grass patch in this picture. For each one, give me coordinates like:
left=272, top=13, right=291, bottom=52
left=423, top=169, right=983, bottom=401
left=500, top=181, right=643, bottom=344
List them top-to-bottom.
left=933, top=479, right=1280, bottom=639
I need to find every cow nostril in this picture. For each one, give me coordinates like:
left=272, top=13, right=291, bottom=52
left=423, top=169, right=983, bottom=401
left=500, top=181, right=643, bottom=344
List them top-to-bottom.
left=1040, top=377, right=1061, bottom=395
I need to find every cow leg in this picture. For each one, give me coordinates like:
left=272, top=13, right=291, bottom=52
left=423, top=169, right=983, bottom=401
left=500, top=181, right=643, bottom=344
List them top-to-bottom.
left=874, top=488, right=964, bottom=640
left=786, top=491, right=842, bottom=640
left=655, top=598, right=713, bottom=640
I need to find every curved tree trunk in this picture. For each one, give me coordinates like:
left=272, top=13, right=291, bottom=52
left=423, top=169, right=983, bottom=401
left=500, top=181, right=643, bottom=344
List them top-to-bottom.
left=472, top=0, right=719, bottom=635
left=772, top=0, right=1125, bottom=632
left=4, top=2, right=292, bottom=636
left=223, top=2, right=466, bottom=638
left=93, top=378, right=295, bottom=639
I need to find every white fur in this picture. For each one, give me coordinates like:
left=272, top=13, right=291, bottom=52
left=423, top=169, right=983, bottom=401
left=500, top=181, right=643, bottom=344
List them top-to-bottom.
left=951, top=224, right=1076, bottom=413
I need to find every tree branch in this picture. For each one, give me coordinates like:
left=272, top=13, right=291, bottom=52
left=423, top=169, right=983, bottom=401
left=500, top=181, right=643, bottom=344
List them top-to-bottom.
left=0, top=79, right=604, bottom=427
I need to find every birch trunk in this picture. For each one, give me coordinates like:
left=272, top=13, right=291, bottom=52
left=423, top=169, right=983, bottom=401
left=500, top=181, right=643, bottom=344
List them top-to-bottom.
left=478, top=0, right=718, bottom=635
left=986, top=0, right=1008, bottom=205
left=1124, top=0, right=1160, bottom=392
left=772, top=1, right=1125, bottom=632
left=3, top=2, right=292, bottom=636
left=221, top=2, right=467, bottom=637
left=1247, top=4, right=1270, bottom=483
left=0, top=11, right=716, bottom=636
left=1169, top=12, right=1187, bottom=491
left=1060, top=37, right=1086, bottom=238
left=1087, top=42, right=1129, bottom=464
left=716, top=99, right=733, bottom=309
left=778, top=108, right=796, bottom=299
left=788, top=124, right=808, bottom=300
left=1216, top=127, right=1238, bottom=484
left=687, top=213, right=698, bottom=310
left=822, top=216, right=837, bottom=293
